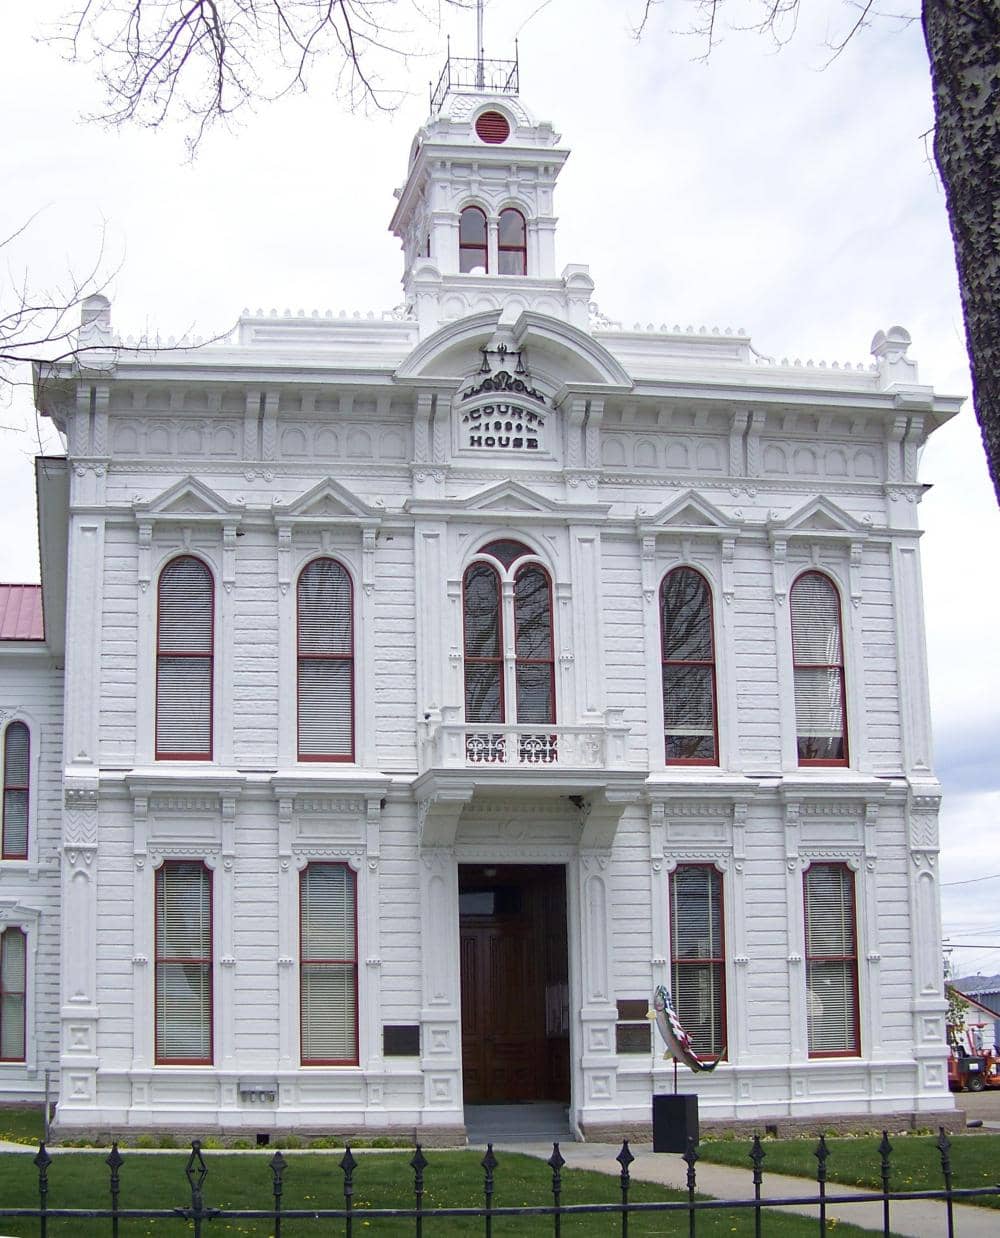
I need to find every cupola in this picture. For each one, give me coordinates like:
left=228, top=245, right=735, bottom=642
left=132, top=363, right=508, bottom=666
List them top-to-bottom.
left=389, top=44, right=593, bottom=337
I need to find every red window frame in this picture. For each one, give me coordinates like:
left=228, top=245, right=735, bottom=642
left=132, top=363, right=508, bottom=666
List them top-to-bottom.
left=459, top=205, right=488, bottom=273
left=498, top=207, right=527, bottom=276
left=155, top=555, right=214, bottom=761
left=296, top=557, right=355, bottom=763
left=463, top=561, right=505, bottom=723
left=513, top=562, right=556, bottom=725
left=660, top=567, right=719, bottom=765
left=790, top=570, right=848, bottom=767
left=2, top=721, right=29, bottom=859
left=154, top=860, right=213, bottom=1066
left=299, top=862, right=359, bottom=1066
left=803, top=862, right=860, bottom=1058
left=669, top=864, right=727, bottom=1058
left=0, top=926, right=26, bottom=1063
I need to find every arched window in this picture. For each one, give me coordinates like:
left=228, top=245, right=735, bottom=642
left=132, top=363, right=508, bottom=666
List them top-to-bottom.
left=459, top=206, right=488, bottom=273
left=498, top=208, right=527, bottom=276
left=463, top=541, right=555, bottom=763
left=156, top=556, right=213, bottom=760
left=297, top=558, right=354, bottom=761
left=660, top=568, right=718, bottom=764
left=790, top=571, right=847, bottom=765
left=2, top=722, right=29, bottom=859
left=155, top=861, right=213, bottom=1064
left=300, top=862, right=358, bottom=1065
left=804, top=863, right=859, bottom=1056
left=0, top=927, right=26, bottom=1062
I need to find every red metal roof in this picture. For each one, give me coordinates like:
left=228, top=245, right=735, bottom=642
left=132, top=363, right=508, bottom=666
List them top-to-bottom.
left=0, top=585, right=44, bottom=641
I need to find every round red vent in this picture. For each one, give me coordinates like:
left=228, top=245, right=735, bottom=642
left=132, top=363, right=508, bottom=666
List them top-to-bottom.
left=475, top=111, right=510, bottom=144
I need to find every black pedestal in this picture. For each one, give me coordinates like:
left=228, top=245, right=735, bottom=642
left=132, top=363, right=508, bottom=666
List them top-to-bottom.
left=652, top=1093, right=699, bottom=1153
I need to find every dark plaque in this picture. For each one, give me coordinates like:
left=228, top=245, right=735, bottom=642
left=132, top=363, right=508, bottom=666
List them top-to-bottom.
left=383, top=1025, right=420, bottom=1057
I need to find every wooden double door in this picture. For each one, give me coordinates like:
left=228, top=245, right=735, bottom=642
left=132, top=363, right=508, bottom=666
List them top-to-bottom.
left=459, top=864, right=570, bottom=1104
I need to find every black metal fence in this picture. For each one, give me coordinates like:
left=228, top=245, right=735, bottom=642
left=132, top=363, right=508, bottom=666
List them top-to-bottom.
left=1, top=1127, right=998, bottom=1237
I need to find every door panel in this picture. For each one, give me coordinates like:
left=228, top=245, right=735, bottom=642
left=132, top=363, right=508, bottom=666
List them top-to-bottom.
left=459, top=865, right=569, bottom=1104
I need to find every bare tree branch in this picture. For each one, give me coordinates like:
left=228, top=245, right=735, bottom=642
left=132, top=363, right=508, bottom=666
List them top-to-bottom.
left=50, top=0, right=478, bottom=153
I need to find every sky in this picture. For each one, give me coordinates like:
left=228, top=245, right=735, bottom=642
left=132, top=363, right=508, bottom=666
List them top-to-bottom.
left=2, top=1, right=998, bottom=975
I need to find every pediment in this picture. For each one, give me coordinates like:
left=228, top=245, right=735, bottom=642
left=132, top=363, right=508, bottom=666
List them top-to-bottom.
left=136, top=476, right=241, bottom=520
left=278, top=479, right=380, bottom=522
left=405, top=479, right=610, bottom=522
left=640, top=491, right=739, bottom=535
left=772, top=497, right=866, bottom=538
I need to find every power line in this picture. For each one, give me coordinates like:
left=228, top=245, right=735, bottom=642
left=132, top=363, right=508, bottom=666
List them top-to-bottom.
left=941, top=872, right=1000, bottom=887
left=942, top=941, right=1000, bottom=948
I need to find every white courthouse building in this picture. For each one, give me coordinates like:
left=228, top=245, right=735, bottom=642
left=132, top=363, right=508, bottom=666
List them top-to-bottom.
left=0, top=56, right=961, bottom=1139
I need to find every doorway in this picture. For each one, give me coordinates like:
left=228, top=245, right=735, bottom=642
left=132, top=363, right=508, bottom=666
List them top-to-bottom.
left=459, top=863, right=570, bottom=1104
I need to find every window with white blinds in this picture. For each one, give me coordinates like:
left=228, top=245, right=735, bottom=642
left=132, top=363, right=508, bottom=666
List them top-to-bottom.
left=156, top=556, right=214, bottom=760
left=297, top=559, right=354, bottom=761
left=660, top=568, right=718, bottom=764
left=790, top=571, right=847, bottom=765
left=2, top=722, right=29, bottom=859
left=155, top=861, right=212, bottom=1064
left=300, top=863, right=358, bottom=1065
left=804, top=863, right=859, bottom=1057
left=670, top=865, right=726, bottom=1056
left=0, top=927, right=26, bottom=1062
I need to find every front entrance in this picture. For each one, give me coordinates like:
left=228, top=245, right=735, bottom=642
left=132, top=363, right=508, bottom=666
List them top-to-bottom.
left=459, top=864, right=570, bottom=1104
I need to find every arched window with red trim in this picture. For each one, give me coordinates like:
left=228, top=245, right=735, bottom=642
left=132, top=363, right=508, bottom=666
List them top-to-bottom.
left=459, top=205, right=488, bottom=273
left=498, top=207, right=527, bottom=276
left=462, top=541, right=555, bottom=762
left=156, top=556, right=214, bottom=760
left=297, top=558, right=354, bottom=762
left=660, top=567, right=718, bottom=764
left=790, top=571, right=848, bottom=765
left=2, top=722, right=29, bottom=859
left=0, top=926, right=26, bottom=1062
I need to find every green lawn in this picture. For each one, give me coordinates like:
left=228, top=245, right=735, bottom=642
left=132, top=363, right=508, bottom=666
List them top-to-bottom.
left=0, top=1107, right=45, bottom=1145
left=698, top=1132, right=1000, bottom=1208
left=0, top=1147, right=898, bottom=1236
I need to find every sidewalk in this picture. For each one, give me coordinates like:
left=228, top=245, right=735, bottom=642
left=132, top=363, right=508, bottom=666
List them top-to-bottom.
left=508, top=1140, right=999, bottom=1238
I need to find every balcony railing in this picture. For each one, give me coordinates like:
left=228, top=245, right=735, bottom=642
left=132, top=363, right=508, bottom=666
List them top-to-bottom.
left=430, top=53, right=519, bottom=114
left=421, top=708, right=628, bottom=772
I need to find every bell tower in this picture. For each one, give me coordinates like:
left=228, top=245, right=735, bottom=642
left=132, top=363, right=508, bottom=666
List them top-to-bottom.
left=389, top=38, right=594, bottom=336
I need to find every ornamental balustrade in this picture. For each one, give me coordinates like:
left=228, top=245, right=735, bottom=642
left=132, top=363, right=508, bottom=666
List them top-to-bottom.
left=420, top=707, right=629, bottom=772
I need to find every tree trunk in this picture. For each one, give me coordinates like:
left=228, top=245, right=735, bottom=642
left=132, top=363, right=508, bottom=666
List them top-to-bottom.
left=923, top=0, right=1000, bottom=504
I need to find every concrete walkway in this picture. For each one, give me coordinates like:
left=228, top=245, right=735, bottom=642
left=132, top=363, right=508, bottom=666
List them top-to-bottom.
left=504, top=1141, right=999, bottom=1237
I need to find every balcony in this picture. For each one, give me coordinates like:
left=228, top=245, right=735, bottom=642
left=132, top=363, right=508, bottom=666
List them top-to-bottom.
left=420, top=707, right=629, bottom=772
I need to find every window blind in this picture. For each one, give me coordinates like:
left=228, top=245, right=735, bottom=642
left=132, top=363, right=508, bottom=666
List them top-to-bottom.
left=156, top=557, right=213, bottom=759
left=297, top=559, right=354, bottom=759
left=790, top=573, right=846, bottom=762
left=2, top=722, right=29, bottom=858
left=155, top=862, right=212, bottom=1063
left=300, top=864, right=358, bottom=1064
left=804, top=864, right=859, bottom=1056
left=670, top=866, right=726, bottom=1055
left=0, top=927, right=26, bottom=1061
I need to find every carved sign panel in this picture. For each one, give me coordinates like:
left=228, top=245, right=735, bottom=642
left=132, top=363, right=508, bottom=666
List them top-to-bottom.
left=459, top=346, right=549, bottom=453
